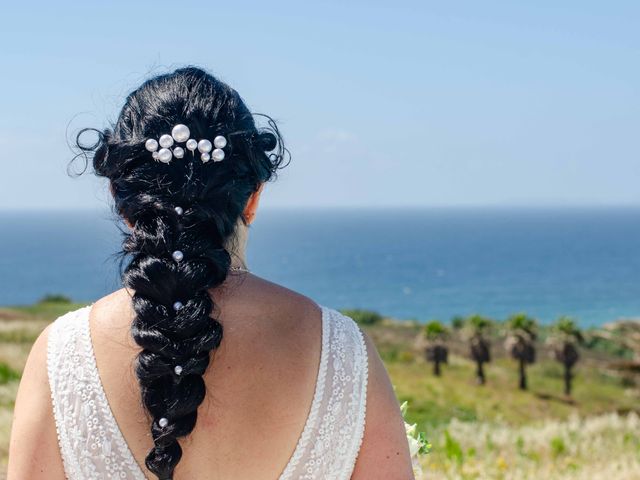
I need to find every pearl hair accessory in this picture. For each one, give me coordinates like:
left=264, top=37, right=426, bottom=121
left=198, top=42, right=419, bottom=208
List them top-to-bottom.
left=144, top=124, right=228, bottom=164
left=172, top=250, right=184, bottom=262
left=173, top=301, right=183, bottom=311
left=174, top=365, right=183, bottom=376
left=158, top=417, right=169, bottom=428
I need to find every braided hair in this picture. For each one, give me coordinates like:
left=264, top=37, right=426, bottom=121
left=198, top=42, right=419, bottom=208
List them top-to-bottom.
left=75, top=67, right=286, bottom=479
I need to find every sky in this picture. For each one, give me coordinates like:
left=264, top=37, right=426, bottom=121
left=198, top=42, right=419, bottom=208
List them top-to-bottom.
left=0, top=1, right=638, bottom=210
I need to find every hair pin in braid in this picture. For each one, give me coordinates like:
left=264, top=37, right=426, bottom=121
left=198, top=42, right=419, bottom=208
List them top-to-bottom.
left=144, top=124, right=227, bottom=164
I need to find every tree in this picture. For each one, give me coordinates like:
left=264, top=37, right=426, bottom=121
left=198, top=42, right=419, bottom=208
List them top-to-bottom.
left=505, top=313, right=537, bottom=390
left=465, top=315, right=493, bottom=385
left=549, top=317, right=582, bottom=396
left=423, top=321, right=449, bottom=377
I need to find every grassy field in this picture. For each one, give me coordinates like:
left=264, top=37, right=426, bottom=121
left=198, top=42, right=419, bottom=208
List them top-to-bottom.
left=0, top=300, right=639, bottom=479
left=360, top=317, right=640, bottom=479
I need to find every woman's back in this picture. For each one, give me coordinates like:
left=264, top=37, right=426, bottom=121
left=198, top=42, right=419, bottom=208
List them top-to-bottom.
left=8, top=67, right=413, bottom=479
left=48, top=276, right=370, bottom=479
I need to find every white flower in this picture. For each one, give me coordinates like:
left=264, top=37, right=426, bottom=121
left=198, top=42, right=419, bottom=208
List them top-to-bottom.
left=407, top=431, right=421, bottom=457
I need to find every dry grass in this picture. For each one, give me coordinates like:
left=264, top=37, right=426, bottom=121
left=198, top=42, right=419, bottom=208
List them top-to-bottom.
left=421, top=412, right=640, bottom=479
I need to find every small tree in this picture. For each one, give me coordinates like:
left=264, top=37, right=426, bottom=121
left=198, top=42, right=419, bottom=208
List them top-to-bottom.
left=505, top=313, right=537, bottom=390
left=466, top=315, right=493, bottom=385
left=549, top=317, right=582, bottom=396
left=424, top=320, right=449, bottom=377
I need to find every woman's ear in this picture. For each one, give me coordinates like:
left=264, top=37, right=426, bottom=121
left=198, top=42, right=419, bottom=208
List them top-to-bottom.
left=111, top=182, right=134, bottom=229
left=243, top=184, right=264, bottom=225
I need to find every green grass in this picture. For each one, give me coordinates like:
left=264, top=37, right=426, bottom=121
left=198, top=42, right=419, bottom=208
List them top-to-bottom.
left=9, top=300, right=87, bottom=319
left=362, top=316, right=640, bottom=478
left=363, top=318, right=638, bottom=429
left=387, top=357, right=637, bottom=428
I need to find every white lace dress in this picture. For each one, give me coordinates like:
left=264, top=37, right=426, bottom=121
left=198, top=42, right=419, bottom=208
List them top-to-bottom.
left=47, top=305, right=369, bottom=479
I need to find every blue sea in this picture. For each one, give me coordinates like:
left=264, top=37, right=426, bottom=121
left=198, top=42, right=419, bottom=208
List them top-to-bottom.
left=2, top=208, right=640, bottom=327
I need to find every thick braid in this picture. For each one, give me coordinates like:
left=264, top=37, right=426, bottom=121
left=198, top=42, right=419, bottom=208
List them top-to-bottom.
left=76, top=67, right=287, bottom=479
left=124, top=203, right=231, bottom=479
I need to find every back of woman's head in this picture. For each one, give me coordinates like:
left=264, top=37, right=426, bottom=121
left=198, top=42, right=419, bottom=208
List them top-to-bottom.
left=76, top=66, right=286, bottom=479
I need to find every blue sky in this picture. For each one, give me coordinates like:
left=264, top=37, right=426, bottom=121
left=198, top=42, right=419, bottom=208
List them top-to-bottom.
left=1, top=1, right=638, bottom=209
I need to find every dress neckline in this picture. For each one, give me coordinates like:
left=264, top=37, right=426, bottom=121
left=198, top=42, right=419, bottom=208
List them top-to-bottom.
left=78, top=303, right=330, bottom=480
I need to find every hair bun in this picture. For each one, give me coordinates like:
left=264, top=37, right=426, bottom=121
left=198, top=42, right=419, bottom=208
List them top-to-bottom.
left=256, top=132, right=277, bottom=152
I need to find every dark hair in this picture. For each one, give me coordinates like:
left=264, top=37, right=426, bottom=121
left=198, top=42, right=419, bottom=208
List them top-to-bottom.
left=75, top=67, right=286, bottom=479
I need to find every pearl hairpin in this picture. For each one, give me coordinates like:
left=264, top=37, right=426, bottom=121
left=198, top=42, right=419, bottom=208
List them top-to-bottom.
left=144, top=124, right=228, bottom=165
left=172, top=124, right=190, bottom=142
left=159, top=134, right=173, bottom=148
left=214, top=135, right=227, bottom=148
left=145, top=139, right=158, bottom=151
left=186, top=139, right=198, bottom=151
left=212, top=149, right=225, bottom=162
left=172, top=250, right=184, bottom=262
left=173, top=301, right=183, bottom=311
left=174, top=365, right=183, bottom=376
left=158, top=417, right=169, bottom=428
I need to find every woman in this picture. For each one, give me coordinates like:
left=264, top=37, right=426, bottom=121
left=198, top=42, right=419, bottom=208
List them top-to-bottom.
left=8, top=67, right=413, bottom=479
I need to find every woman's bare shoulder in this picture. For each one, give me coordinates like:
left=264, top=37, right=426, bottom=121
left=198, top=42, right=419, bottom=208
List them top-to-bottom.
left=215, top=274, right=322, bottom=332
left=8, top=320, right=66, bottom=479
left=352, top=333, right=415, bottom=479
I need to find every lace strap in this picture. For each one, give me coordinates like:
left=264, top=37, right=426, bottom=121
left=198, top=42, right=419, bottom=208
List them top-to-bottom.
left=47, top=306, right=148, bottom=480
left=279, top=307, right=369, bottom=480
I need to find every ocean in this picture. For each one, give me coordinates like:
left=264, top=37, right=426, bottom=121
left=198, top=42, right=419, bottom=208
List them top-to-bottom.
left=1, top=208, right=640, bottom=327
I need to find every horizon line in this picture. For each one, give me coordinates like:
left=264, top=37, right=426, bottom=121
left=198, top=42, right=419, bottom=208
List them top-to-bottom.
left=3, top=204, right=640, bottom=213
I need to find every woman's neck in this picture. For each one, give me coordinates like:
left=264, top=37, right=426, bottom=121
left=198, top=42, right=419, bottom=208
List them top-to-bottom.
left=227, top=221, right=250, bottom=271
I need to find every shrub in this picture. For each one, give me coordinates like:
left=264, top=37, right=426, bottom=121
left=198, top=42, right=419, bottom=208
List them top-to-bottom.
left=38, top=294, right=72, bottom=304
left=340, top=309, right=383, bottom=325
left=451, top=316, right=465, bottom=330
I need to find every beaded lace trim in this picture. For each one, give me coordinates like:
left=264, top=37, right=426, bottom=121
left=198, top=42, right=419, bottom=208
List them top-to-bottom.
left=47, top=305, right=368, bottom=480
left=47, top=306, right=148, bottom=480
left=278, top=307, right=369, bottom=480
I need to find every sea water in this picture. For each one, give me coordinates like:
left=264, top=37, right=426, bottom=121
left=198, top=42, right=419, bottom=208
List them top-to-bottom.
left=1, top=208, right=639, bottom=327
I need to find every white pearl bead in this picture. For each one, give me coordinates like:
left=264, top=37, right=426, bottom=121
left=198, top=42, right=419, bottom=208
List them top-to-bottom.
left=171, top=124, right=190, bottom=143
left=159, top=134, right=174, bottom=148
left=213, top=135, right=227, bottom=149
left=145, top=139, right=159, bottom=152
left=186, top=139, right=198, bottom=151
left=198, top=139, right=212, bottom=153
left=173, top=146, right=185, bottom=159
left=157, top=148, right=172, bottom=164
left=212, top=149, right=225, bottom=162
left=152, top=151, right=159, bottom=160
left=201, top=153, right=211, bottom=163
left=174, top=206, right=183, bottom=215
left=172, top=250, right=184, bottom=262
left=173, top=301, right=183, bottom=311
left=174, top=365, right=183, bottom=376
left=158, top=417, right=169, bottom=428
